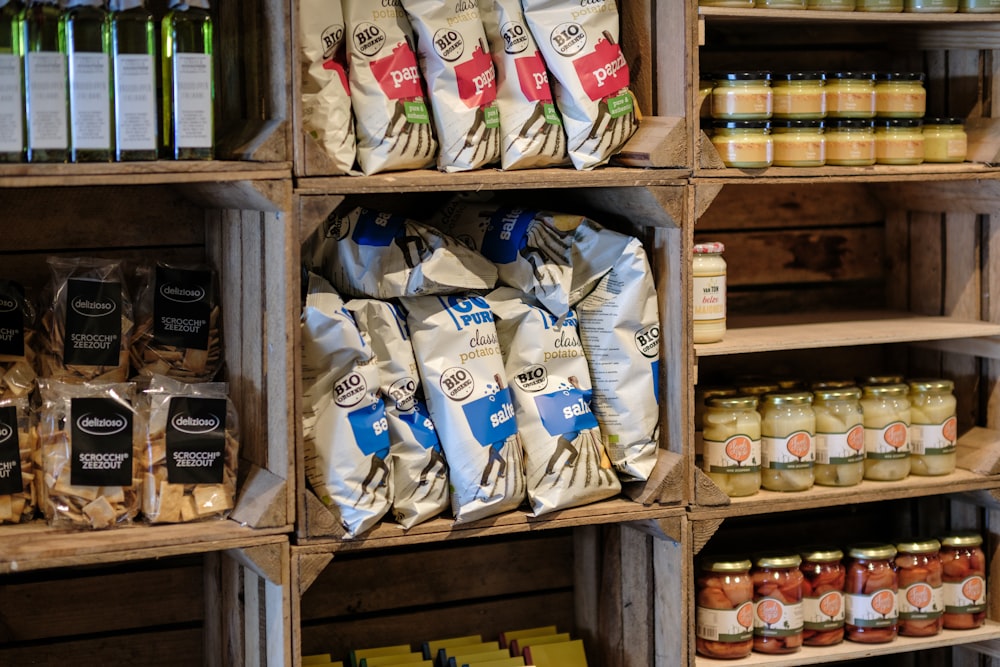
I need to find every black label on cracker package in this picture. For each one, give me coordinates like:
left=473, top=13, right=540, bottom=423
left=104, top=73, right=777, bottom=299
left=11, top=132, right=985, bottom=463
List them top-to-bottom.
left=153, top=266, right=212, bottom=350
left=64, top=278, right=122, bottom=367
left=0, top=280, right=26, bottom=359
left=70, top=397, right=133, bottom=486
left=166, top=397, right=226, bottom=484
left=0, top=406, right=22, bottom=495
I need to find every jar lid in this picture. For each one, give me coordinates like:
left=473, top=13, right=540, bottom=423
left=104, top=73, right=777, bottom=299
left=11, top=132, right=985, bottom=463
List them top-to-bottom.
left=715, top=71, right=772, bottom=81
left=776, top=71, right=827, bottom=81
left=829, top=71, right=877, bottom=80
left=876, top=72, right=926, bottom=82
left=924, top=117, right=965, bottom=126
left=876, top=118, right=923, bottom=129
left=771, top=119, right=825, bottom=129
left=827, top=119, right=875, bottom=129
left=712, top=120, right=771, bottom=130
left=694, top=241, right=726, bottom=254
left=858, top=374, right=905, bottom=385
left=775, top=378, right=805, bottom=390
left=908, top=378, right=955, bottom=393
left=811, top=379, right=857, bottom=390
left=737, top=383, right=781, bottom=396
left=862, top=383, right=909, bottom=398
left=698, top=386, right=739, bottom=402
left=813, top=386, right=862, bottom=401
left=761, top=391, right=814, bottom=406
left=706, top=395, right=759, bottom=411
left=940, top=532, right=983, bottom=548
left=896, top=538, right=941, bottom=554
left=848, top=543, right=897, bottom=560
left=800, top=547, right=844, bottom=563
left=755, top=553, right=802, bottom=569
left=701, top=556, right=753, bottom=572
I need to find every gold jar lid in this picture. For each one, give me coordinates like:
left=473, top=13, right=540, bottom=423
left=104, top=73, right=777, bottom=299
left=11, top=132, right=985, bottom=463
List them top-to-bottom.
left=858, top=374, right=905, bottom=385
left=908, top=378, right=955, bottom=393
left=811, top=379, right=857, bottom=390
left=738, top=383, right=781, bottom=396
left=862, top=383, right=909, bottom=398
left=699, top=386, right=739, bottom=403
left=814, top=387, right=862, bottom=401
left=761, top=391, right=814, bottom=406
left=707, top=395, right=759, bottom=410
left=941, top=532, right=983, bottom=548
left=896, top=538, right=941, bottom=554
left=848, top=543, right=897, bottom=560
left=800, top=547, right=844, bottom=563
left=755, top=553, right=803, bottom=569
left=701, top=556, right=753, bottom=572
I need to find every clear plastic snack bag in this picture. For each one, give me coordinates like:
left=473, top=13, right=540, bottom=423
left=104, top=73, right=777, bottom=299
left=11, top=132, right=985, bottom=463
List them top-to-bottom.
left=299, top=0, right=356, bottom=173
left=343, top=0, right=437, bottom=174
left=400, top=0, right=501, bottom=171
left=480, top=0, right=568, bottom=169
left=522, top=0, right=639, bottom=169
left=314, top=205, right=497, bottom=299
left=41, top=257, right=133, bottom=384
left=131, top=262, right=222, bottom=382
left=301, top=275, right=392, bottom=538
left=0, top=279, right=38, bottom=399
left=488, top=288, right=619, bottom=515
left=401, top=294, right=526, bottom=523
left=347, top=298, right=448, bottom=529
left=140, top=375, right=239, bottom=523
left=37, top=379, right=140, bottom=529
left=0, top=396, right=37, bottom=524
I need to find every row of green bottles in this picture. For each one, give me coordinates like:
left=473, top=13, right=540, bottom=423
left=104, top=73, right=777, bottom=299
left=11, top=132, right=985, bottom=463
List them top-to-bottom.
left=0, top=0, right=213, bottom=164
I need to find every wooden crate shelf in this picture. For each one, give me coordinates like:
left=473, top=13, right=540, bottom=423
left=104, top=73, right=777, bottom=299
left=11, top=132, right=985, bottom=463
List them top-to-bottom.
left=699, top=6, right=1000, bottom=23
left=0, top=161, right=291, bottom=188
left=693, top=164, right=1000, bottom=182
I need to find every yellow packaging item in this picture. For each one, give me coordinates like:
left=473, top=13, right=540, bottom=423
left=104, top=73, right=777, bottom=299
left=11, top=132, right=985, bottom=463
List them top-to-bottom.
left=711, top=71, right=772, bottom=120
left=772, top=72, right=826, bottom=120
left=826, top=72, right=876, bottom=118
left=875, top=72, right=926, bottom=118
left=923, top=117, right=967, bottom=163
left=875, top=118, right=924, bottom=165
left=772, top=119, right=825, bottom=166
left=825, top=119, right=875, bottom=166
left=710, top=120, right=773, bottom=168
left=499, top=626, right=558, bottom=648
left=510, top=633, right=572, bottom=656
left=423, top=636, right=484, bottom=661
left=522, top=639, right=588, bottom=667
left=439, top=642, right=501, bottom=664
left=351, top=645, right=413, bottom=667
left=449, top=648, right=513, bottom=666
left=361, top=654, right=425, bottom=667
left=302, top=657, right=332, bottom=666
left=463, top=659, right=526, bottom=667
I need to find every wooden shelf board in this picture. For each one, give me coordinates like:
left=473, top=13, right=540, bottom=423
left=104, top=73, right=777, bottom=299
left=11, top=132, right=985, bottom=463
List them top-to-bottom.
left=699, top=6, right=1000, bottom=23
left=0, top=161, right=292, bottom=188
left=694, top=163, right=1000, bottom=183
left=293, top=166, right=690, bottom=195
left=695, top=311, right=1000, bottom=357
left=689, top=467, right=1000, bottom=520
left=297, top=497, right=685, bottom=553
left=0, top=520, right=291, bottom=574
left=695, top=623, right=1000, bottom=666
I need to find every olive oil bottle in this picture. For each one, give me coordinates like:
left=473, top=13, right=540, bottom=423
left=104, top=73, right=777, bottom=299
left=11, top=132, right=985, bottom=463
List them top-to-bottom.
left=0, top=0, right=24, bottom=162
left=22, top=0, right=66, bottom=163
left=61, top=0, right=111, bottom=162
left=110, top=0, right=156, bottom=160
left=162, top=0, right=213, bottom=160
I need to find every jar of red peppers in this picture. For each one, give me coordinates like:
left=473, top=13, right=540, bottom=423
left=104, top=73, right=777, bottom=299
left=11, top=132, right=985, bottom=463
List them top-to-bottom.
left=940, top=532, right=987, bottom=629
left=895, top=538, right=944, bottom=637
left=845, top=543, right=899, bottom=643
left=800, top=548, right=846, bottom=646
left=752, top=553, right=805, bottom=654
left=696, top=557, right=754, bottom=659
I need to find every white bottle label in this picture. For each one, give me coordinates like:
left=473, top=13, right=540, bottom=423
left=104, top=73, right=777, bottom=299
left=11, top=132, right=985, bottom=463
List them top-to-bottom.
left=26, top=52, right=68, bottom=150
left=69, top=52, right=111, bottom=150
left=173, top=52, right=212, bottom=148
left=114, top=53, right=156, bottom=151
left=0, top=54, right=23, bottom=153
left=693, top=274, right=726, bottom=322
left=910, top=417, right=957, bottom=455
left=864, top=421, right=910, bottom=460
left=815, top=424, right=865, bottom=464
left=762, top=431, right=814, bottom=470
left=703, top=434, right=761, bottom=474
left=943, top=576, right=986, bottom=613
left=898, top=582, right=943, bottom=619
left=845, top=589, right=898, bottom=627
left=803, top=591, right=845, bottom=629
left=753, top=598, right=804, bottom=637
left=696, top=603, right=754, bottom=642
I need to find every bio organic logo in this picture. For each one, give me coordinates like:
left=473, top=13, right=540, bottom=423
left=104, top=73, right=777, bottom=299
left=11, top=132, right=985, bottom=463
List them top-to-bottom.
left=321, top=23, right=344, bottom=60
left=160, top=283, right=205, bottom=304
left=71, top=296, right=116, bottom=318
left=0, top=297, right=16, bottom=313
left=76, top=413, right=128, bottom=436
left=171, top=413, right=220, bottom=435
left=884, top=423, right=908, bottom=449
left=0, top=424, right=11, bottom=444
left=847, top=425, right=865, bottom=451
left=725, top=435, right=751, bottom=465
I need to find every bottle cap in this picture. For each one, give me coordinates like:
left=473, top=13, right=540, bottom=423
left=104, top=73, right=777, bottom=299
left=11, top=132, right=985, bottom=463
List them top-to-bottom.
left=63, top=0, right=103, bottom=6
left=109, top=0, right=147, bottom=10
left=170, top=0, right=210, bottom=9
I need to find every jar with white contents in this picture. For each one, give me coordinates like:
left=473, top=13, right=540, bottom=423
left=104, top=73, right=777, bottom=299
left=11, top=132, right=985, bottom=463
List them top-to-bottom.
left=693, top=242, right=727, bottom=343
left=908, top=379, right=957, bottom=476
left=861, top=383, right=911, bottom=481
left=813, top=386, right=865, bottom=486
left=760, top=392, right=815, bottom=491
left=702, top=396, right=762, bottom=497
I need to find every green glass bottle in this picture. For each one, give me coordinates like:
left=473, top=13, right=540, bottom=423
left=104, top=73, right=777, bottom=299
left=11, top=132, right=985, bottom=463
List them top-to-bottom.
left=0, top=0, right=24, bottom=162
left=22, top=0, right=66, bottom=163
left=61, top=0, right=111, bottom=162
left=110, top=0, right=156, bottom=160
left=162, top=0, right=213, bottom=160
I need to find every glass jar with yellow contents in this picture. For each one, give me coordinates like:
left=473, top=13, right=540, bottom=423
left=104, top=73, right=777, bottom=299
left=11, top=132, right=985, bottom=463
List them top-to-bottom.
left=808, top=0, right=857, bottom=8
left=857, top=0, right=904, bottom=9
left=906, top=0, right=958, bottom=10
left=961, top=0, right=1000, bottom=10
left=712, top=72, right=772, bottom=120
left=772, top=72, right=826, bottom=120
left=827, top=72, right=876, bottom=118
left=875, top=72, right=926, bottom=118
left=923, top=117, right=967, bottom=163
left=875, top=118, right=924, bottom=165
left=826, top=119, right=876, bottom=166
left=711, top=120, right=773, bottom=168
left=772, top=120, right=825, bottom=166
left=908, top=379, right=957, bottom=476
left=860, top=383, right=911, bottom=481
left=760, top=392, right=816, bottom=492
left=702, top=395, right=762, bottom=497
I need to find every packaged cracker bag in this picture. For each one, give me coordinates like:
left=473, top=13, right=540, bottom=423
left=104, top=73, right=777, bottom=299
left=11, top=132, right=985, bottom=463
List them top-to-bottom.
left=299, top=0, right=356, bottom=172
left=344, top=0, right=437, bottom=174
left=400, top=0, right=501, bottom=171
left=522, top=0, right=638, bottom=169
left=0, top=279, right=37, bottom=399
left=488, top=288, right=619, bottom=516
left=401, top=294, right=526, bottom=522
left=0, top=396, right=37, bottom=524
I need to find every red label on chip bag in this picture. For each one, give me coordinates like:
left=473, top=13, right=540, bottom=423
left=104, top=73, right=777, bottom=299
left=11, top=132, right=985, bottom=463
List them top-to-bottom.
left=573, top=38, right=629, bottom=102
left=370, top=42, right=424, bottom=101
left=455, top=44, right=498, bottom=109
left=514, top=50, right=553, bottom=103
left=323, top=59, right=350, bottom=95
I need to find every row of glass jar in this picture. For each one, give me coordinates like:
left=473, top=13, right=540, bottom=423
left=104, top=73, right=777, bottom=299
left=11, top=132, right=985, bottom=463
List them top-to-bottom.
left=701, top=0, right=1000, bottom=12
left=709, top=118, right=967, bottom=168
left=700, top=379, right=957, bottom=497
left=696, top=533, right=987, bottom=659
